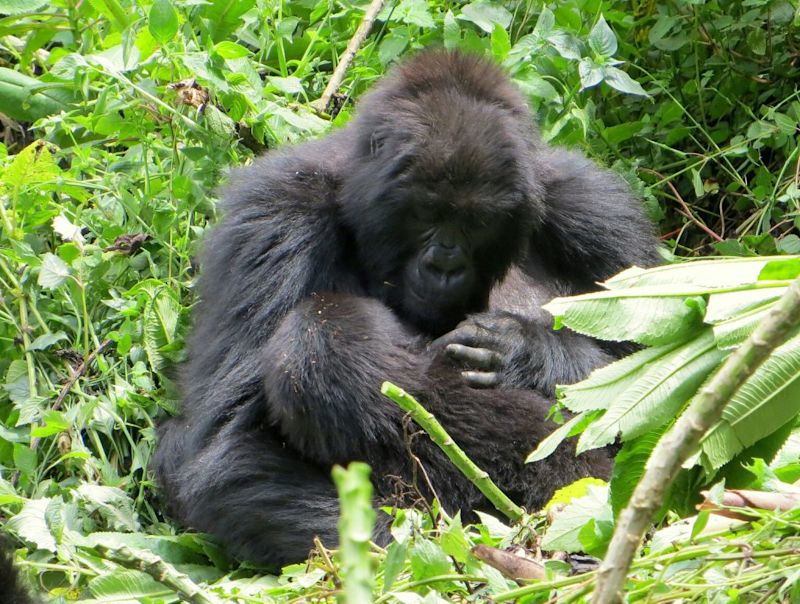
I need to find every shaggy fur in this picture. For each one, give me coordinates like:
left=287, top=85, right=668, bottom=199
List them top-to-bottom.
left=153, top=51, right=659, bottom=568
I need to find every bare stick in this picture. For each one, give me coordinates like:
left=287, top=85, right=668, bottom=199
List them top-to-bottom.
left=312, top=0, right=386, bottom=114
left=592, top=276, right=800, bottom=604
left=381, top=382, right=525, bottom=521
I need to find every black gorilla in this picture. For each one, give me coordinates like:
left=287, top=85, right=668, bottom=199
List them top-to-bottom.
left=154, top=51, right=659, bottom=567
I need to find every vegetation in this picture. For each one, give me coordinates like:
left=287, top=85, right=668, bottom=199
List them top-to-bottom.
left=0, top=0, right=798, bottom=601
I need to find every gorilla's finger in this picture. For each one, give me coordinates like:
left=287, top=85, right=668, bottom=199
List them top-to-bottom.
left=432, top=323, right=494, bottom=349
left=446, top=344, right=502, bottom=369
left=462, top=371, right=500, bottom=388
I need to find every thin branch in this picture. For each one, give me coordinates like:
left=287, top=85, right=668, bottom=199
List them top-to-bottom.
left=312, top=0, right=385, bottom=114
left=592, top=276, right=800, bottom=604
left=381, top=381, right=525, bottom=522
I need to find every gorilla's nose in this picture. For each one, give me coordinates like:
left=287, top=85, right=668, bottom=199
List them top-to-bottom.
left=425, top=245, right=467, bottom=276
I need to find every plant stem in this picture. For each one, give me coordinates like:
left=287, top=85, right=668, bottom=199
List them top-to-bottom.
left=381, top=382, right=524, bottom=522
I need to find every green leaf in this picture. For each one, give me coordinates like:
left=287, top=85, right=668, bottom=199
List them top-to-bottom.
left=0, top=0, right=48, bottom=15
left=148, top=0, right=179, bottom=45
left=200, top=0, right=256, bottom=42
left=391, top=0, right=435, bottom=28
left=458, top=1, right=512, bottom=33
left=443, top=10, right=460, bottom=50
left=589, top=16, right=617, bottom=57
left=490, top=23, right=511, bottom=61
left=379, top=31, right=409, bottom=65
left=214, top=40, right=251, bottom=59
left=578, top=58, right=604, bottom=89
left=603, top=67, right=649, bottom=97
left=267, top=76, right=304, bottom=95
left=3, top=140, right=61, bottom=192
left=38, top=253, right=71, bottom=290
left=759, top=256, right=800, bottom=280
left=606, top=257, right=788, bottom=289
left=544, top=285, right=705, bottom=346
left=578, top=330, right=725, bottom=451
left=27, top=331, right=68, bottom=351
left=700, top=332, right=800, bottom=470
left=560, top=342, right=684, bottom=413
left=527, top=411, right=593, bottom=462
left=609, top=430, right=665, bottom=516
left=542, top=485, right=612, bottom=555
left=7, top=497, right=57, bottom=552
left=440, top=513, right=470, bottom=564
left=410, top=538, right=452, bottom=580
left=382, top=541, right=407, bottom=594
left=88, top=570, right=166, bottom=598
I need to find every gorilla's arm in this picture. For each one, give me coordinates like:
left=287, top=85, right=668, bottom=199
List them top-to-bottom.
left=438, top=148, right=660, bottom=394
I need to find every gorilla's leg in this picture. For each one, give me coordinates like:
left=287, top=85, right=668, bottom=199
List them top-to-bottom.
left=155, top=405, right=341, bottom=568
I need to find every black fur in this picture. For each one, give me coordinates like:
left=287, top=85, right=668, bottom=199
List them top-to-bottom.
left=153, top=51, right=660, bottom=568
left=0, top=538, right=34, bottom=604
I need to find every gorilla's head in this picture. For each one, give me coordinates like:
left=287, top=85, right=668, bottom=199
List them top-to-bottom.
left=339, top=51, right=545, bottom=335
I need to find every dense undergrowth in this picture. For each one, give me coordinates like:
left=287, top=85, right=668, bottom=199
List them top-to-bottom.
left=0, top=0, right=799, bottom=602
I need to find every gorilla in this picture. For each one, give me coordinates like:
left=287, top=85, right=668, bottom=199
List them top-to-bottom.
left=153, top=50, right=659, bottom=568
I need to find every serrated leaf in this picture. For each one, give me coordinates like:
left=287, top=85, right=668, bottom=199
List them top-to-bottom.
left=0, top=0, right=48, bottom=14
left=149, top=0, right=179, bottom=45
left=458, top=1, right=512, bottom=33
left=589, top=16, right=617, bottom=57
left=604, top=66, right=649, bottom=96
left=38, top=253, right=71, bottom=289
left=606, top=257, right=789, bottom=290
left=544, top=285, right=705, bottom=345
left=705, top=288, right=783, bottom=323
left=712, top=304, right=775, bottom=349
left=578, top=330, right=725, bottom=451
left=700, top=332, right=800, bottom=470
left=559, top=341, right=684, bottom=413
left=542, top=485, right=612, bottom=554
left=7, top=498, right=57, bottom=552
left=410, top=538, right=452, bottom=583
left=88, top=570, right=165, bottom=598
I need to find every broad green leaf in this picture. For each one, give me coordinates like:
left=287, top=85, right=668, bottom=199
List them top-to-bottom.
left=0, top=0, right=48, bottom=15
left=86, top=0, right=131, bottom=30
left=149, top=0, right=179, bottom=45
left=200, top=0, right=256, bottom=42
left=389, top=0, right=435, bottom=28
left=458, top=2, right=512, bottom=33
left=589, top=16, right=617, bottom=57
left=490, top=23, right=511, bottom=61
left=379, top=32, right=409, bottom=65
left=214, top=40, right=251, bottom=59
left=578, top=58, right=604, bottom=89
left=604, top=67, right=649, bottom=97
left=0, top=68, right=75, bottom=122
left=267, top=76, right=304, bottom=95
left=3, top=140, right=61, bottom=192
left=38, top=253, right=71, bottom=289
left=759, top=256, right=800, bottom=280
left=606, top=257, right=791, bottom=289
left=544, top=285, right=705, bottom=345
left=705, top=288, right=783, bottom=323
left=712, top=304, right=774, bottom=349
left=578, top=330, right=725, bottom=451
left=27, top=331, right=68, bottom=351
left=700, top=332, right=800, bottom=470
left=559, top=341, right=684, bottom=412
left=30, top=411, right=70, bottom=438
left=609, top=429, right=665, bottom=516
left=545, top=477, right=607, bottom=509
left=542, top=485, right=612, bottom=555
left=7, top=497, right=57, bottom=552
left=440, top=513, right=470, bottom=563
left=410, top=538, right=452, bottom=580
left=382, top=541, right=408, bottom=594
left=88, top=570, right=166, bottom=598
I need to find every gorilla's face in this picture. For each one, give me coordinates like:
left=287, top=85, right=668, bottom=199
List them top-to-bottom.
left=339, top=82, right=544, bottom=336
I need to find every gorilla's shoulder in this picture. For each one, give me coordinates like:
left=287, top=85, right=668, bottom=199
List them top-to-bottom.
left=221, top=131, right=352, bottom=217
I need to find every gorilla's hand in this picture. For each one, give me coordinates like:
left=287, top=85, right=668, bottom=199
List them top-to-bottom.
left=431, top=312, right=529, bottom=389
